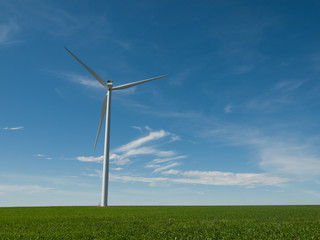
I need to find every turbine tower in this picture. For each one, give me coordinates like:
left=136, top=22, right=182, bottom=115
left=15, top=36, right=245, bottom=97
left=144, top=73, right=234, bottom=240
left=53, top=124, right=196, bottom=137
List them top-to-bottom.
left=65, top=47, right=167, bottom=207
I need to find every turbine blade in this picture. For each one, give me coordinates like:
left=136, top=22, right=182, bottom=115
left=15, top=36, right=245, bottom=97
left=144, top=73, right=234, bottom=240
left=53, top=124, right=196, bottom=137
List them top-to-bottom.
left=64, top=47, right=107, bottom=89
left=112, top=75, right=167, bottom=90
left=94, top=94, right=108, bottom=151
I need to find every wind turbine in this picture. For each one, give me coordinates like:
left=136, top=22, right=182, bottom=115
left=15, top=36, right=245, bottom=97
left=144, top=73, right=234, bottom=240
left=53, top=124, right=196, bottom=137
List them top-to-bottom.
left=65, top=47, right=167, bottom=207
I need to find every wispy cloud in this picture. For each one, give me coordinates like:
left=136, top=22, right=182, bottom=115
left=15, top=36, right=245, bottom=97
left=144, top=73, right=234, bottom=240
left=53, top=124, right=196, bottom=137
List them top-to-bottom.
left=0, top=1, right=109, bottom=41
left=0, top=1, right=135, bottom=51
left=211, top=9, right=282, bottom=76
left=0, top=21, right=20, bottom=45
left=111, top=38, right=132, bottom=50
left=310, top=53, right=320, bottom=72
left=231, top=64, right=254, bottom=75
left=170, top=68, right=195, bottom=86
left=55, top=71, right=140, bottom=96
left=58, top=72, right=105, bottom=89
left=245, top=79, right=305, bottom=111
left=273, top=80, right=306, bottom=92
left=245, top=95, right=293, bottom=111
left=130, top=103, right=150, bottom=109
left=224, top=103, right=233, bottom=113
left=150, top=110, right=205, bottom=120
left=207, top=124, right=320, bottom=180
left=2, top=126, right=24, bottom=131
left=132, top=126, right=142, bottom=131
left=75, top=127, right=291, bottom=187
left=75, top=128, right=180, bottom=167
left=111, top=128, right=179, bottom=166
left=116, top=130, right=170, bottom=152
left=260, top=145, right=320, bottom=178
left=111, top=147, right=176, bottom=166
left=122, top=147, right=175, bottom=158
left=37, top=153, right=53, bottom=160
left=109, top=154, right=130, bottom=165
left=76, top=155, right=103, bottom=163
left=145, top=155, right=186, bottom=174
left=151, top=155, right=187, bottom=164
left=145, top=162, right=181, bottom=173
left=152, top=162, right=180, bottom=173
left=145, top=164, right=160, bottom=169
left=112, top=167, right=123, bottom=171
left=83, top=169, right=102, bottom=178
left=110, top=170, right=289, bottom=187
left=173, top=170, right=289, bottom=187
left=0, top=173, right=94, bottom=192
left=110, top=174, right=167, bottom=184
left=0, top=184, right=53, bottom=194
left=304, top=190, right=320, bottom=199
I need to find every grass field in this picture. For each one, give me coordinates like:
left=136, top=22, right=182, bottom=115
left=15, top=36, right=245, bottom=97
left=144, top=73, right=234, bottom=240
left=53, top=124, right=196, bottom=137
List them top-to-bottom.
left=0, top=205, right=319, bottom=239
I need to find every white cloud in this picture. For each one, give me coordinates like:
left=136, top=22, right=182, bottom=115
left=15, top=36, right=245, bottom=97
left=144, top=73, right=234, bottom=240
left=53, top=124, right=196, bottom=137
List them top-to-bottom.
left=2, top=126, right=24, bottom=130
left=9, top=126, right=24, bottom=130
left=132, top=126, right=142, bottom=131
left=74, top=128, right=184, bottom=186
left=74, top=128, right=180, bottom=165
left=97, top=128, right=179, bottom=167
left=116, top=130, right=169, bottom=152
left=169, top=134, right=181, bottom=142
left=36, top=153, right=53, bottom=160
left=76, top=154, right=130, bottom=165
left=109, top=154, right=130, bottom=165
left=111, top=168, right=123, bottom=171
left=162, top=169, right=181, bottom=175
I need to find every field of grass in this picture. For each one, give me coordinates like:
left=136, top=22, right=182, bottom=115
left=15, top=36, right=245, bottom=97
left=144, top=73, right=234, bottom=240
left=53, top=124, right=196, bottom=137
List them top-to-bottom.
left=0, top=205, right=319, bottom=239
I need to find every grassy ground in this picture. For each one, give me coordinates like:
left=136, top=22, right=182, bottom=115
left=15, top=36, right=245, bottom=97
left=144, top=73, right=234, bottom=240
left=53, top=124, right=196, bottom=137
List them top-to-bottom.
left=0, top=205, right=319, bottom=239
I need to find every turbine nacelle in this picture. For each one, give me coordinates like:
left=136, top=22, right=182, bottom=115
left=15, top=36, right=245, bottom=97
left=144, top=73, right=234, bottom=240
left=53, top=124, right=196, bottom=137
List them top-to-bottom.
left=106, top=80, right=113, bottom=91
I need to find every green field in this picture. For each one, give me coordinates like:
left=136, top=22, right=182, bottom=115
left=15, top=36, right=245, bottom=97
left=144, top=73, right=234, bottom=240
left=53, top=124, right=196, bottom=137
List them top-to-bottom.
left=0, top=205, right=319, bottom=239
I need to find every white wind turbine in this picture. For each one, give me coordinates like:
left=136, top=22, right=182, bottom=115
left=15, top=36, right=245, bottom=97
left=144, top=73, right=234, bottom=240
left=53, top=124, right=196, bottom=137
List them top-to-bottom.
left=65, top=47, right=167, bottom=207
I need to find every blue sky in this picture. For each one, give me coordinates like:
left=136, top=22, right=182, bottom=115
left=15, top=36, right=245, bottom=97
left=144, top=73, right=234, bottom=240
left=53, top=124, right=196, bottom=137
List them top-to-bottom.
left=1, top=0, right=320, bottom=206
